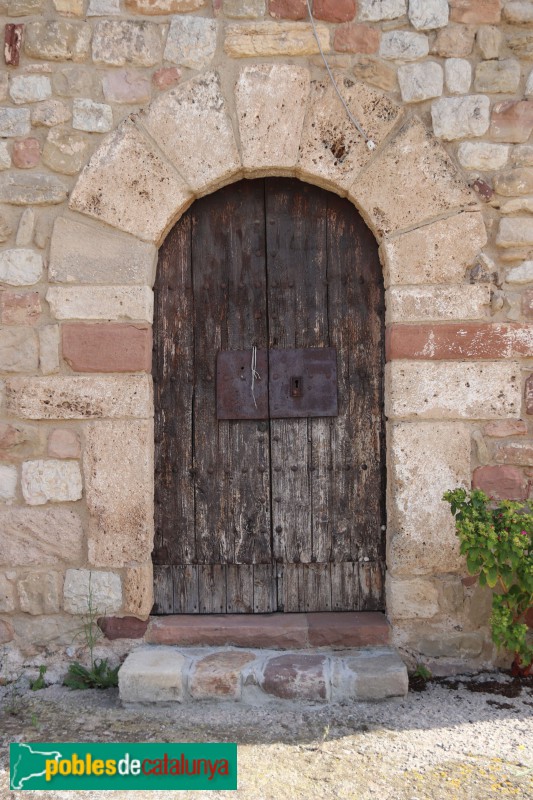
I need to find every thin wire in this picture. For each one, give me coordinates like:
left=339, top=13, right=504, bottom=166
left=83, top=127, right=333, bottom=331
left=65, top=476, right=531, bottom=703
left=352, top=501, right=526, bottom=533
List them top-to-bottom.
left=305, top=0, right=376, bottom=151
left=251, top=345, right=261, bottom=409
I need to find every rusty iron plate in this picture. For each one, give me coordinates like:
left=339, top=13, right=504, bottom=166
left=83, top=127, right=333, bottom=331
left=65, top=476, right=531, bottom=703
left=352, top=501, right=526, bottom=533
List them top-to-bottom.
left=269, top=347, right=338, bottom=419
left=216, top=349, right=269, bottom=419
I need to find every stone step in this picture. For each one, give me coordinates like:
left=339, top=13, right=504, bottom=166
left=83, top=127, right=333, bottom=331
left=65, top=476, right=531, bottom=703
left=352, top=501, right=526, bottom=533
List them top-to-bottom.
left=145, top=611, right=390, bottom=650
left=119, top=645, right=408, bottom=705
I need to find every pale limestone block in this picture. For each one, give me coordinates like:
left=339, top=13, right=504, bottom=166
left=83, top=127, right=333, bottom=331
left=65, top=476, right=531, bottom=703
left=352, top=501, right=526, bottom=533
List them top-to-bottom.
left=53, top=0, right=85, bottom=14
left=87, top=0, right=120, bottom=13
left=126, top=0, right=205, bottom=11
left=224, top=0, right=264, bottom=17
left=358, top=0, right=406, bottom=21
left=408, top=0, right=448, bottom=30
left=504, top=1, right=533, bottom=24
left=164, top=17, right=217, bottom=70
left=24, top=21, right=91, bottom=62
left=92, top=21, right=163, bottom=67
left=225, top=22, right=329, bottom=57
left=477, top=25, right=501, bottom=59
left=379, top=31, right=429, bottom=61
left=351, top=56, right=398, bottom=92
left=444, top=58, right=471, bottom=94
left=474, top=59, right=521, bottom=94
left=398, top=61, right=443, bottom=102
left=236, top=65, right=310, bottom=174
left=52, top=66, right=98, bottom=98
left=102, top=69, right=150, bottom=104
left=526, top=69, right=533, bottom=96
left=142, top=72, right=241, bottom=196
left=0, top=73, right=7, bottom=101
left=9, top=75, right=52, bottom=105
left=298, top=77, right=402, bottom=192
left=431, top=95, right=490, bottom=141
left=72, top=99, right=113, bottom=133
left=31, top=101, right=71, bottom=129
left=0, top=107, right=30, bottom=137
left=349, top=119, right=478, bottom=238
left=69, top=121, right=193, bottom=244
left=42, top=128, right=90, bottom=176
left=0, top=142, right=11, bottom=170
left=457, top=142, right=509, bottom=171
left=493, top=167, right=533, bottom=196
left=0, top=173, right=67, bottom=205
left=16, top=208, right=35, bottom=247
left=0, top=210, right=12, bottom=239
left=381, top=212, right=486, bottom=287
left=49, top=217, right=156, bottom=286
left=497, top=218, right=533, bottom=248
left=0, top=248, right=42, bottom=286
left=506, top=261, right=533, bottom=283
left=386, top=285, right=490, bottom=323
left=46, top=286, right=153, bottom=322
left=39, top=325, right=60, bottom=375
left=0, top=327, right=38, bottom=372
left=386, top=361, right=521, bottom=420
left=5, top=375, right=153, bottom=419
left=84, top=420, right=154, bottom=567
left=387, top=422, right=469, bottom=576
left=48, top=429, right=81, bottom=459
left=21, top=459, right=82, bottom=505
left=0, top=464, right=17, bottom=502
left=0, top=506, right=83, bottom=565
left=123, top=560, right=153, bottom=617
left=63, top=568, right=122, bottom=614
left=18, top=572, right=61, bottom=615
left=0, top=573, right=16, bottom=612
left=387, top=576, right=440, bottom=618
left=12, top=614, right=81, bottom=648
left=119, top=647, right=186, bottom=703
left=330, top=650, right=408, bottom=701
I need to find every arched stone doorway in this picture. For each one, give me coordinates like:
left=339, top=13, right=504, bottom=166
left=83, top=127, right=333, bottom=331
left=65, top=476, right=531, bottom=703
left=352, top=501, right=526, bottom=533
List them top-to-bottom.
left=152, top=177, right=385, bottom=614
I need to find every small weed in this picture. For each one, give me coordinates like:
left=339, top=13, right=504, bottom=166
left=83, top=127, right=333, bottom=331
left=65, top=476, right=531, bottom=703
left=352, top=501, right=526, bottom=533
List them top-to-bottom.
left=64, top=659, right=119, bottom=691
left=412, top=663, right=432, bottom=681
left=30, top=665, right=47, bottom=692
left=4, top=676, right=25, bottom=716
left=30, top=712, right=40, bottom=730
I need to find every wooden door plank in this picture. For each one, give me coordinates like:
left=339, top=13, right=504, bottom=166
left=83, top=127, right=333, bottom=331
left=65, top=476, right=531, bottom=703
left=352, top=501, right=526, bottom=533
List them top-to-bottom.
left=153, top=213, right=195, bottom=568
left=331, top=562, right=359, bottom=611
left=358, top=562, right=385, bottom=610
left=300, top=563, right=331, bottom=612
left=281, top=564, right=300, bottom=612
left=173, top=565, right=199, bottom=613
left=198, top=565, right=227, bottom=613
left=226, top=565, right=254, bottom=613
left=253, top=565, right=276, bottom=612
left=152, top=566, right=173, bottom=614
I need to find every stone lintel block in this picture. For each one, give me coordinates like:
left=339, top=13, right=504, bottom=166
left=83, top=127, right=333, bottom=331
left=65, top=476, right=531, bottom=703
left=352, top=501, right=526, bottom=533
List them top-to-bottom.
left=225, top=21, right=329, bottom=57
left=235, top=64, right=310, bottom=173
left=141, top=72, right=242, bottom=197
left=297, top=77, right=402, bottom=193
left=349, top=118, right=477, bottom=239
left=69, top=121, right=194, bottom=244
left=380, top=212, right=487, bottom=287
left=49, top=217, right=157, bottom=286
left=386, top=285, right=490, bottom=324
left=47, top=286, right=153, bottom=323
left=61, top=322, right=152, bottom=373
left=387, top=323, right=533, bottom=360
left=386, top=361, right=521, bottom=420
left=5, top=375, right=153, bottom=419
left=84, top=420, right=154, bottom=567
left=387, top=422, right=470, bottom=577
left=473, top=465, right=528, bottom=501
left=0, top=507, right=83, bottom=566
left=123, top=560, right=153, bottom=618
left=63, top=568, right=122, bottom=614
left=387, top=576, right=440, bottom=619
left=146, top=613, right=309, bottom=648
left=98, top=615, right=149, bottom=640
left=119, top=647, right=187, bottom=703
left=331, top=648, right=408, bottom=701
left=189, top=651, right=256, bottom=700
left=261, top=653, right=328, bottom=700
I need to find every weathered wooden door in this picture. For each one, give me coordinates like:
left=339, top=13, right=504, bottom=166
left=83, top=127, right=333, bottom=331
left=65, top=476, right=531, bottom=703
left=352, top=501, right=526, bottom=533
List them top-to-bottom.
left=153, top=178, right=385, bottom=614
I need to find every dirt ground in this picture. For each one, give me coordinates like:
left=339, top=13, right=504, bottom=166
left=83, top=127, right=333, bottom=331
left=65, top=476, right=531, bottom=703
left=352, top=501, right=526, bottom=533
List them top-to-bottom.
left=1, top=672, right=532, bottom=800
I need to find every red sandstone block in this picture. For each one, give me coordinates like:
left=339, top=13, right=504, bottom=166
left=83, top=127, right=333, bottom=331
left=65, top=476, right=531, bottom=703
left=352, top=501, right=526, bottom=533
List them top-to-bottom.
left=268, top=0, right=306, bottom=19
left=313, top=0, right=356, bottom=23
left=449, top=0, right=501, bottom=24
left=334, top=22, right=380, bottom=54
left=4, top=24, right=23, bottom=67
left=152, top=67, right=181, bottom=90
left=490, top=100, right=533, bottom=144
left=12, top=138, right=40, bottom=169
left=0, top=291, right=41, bottom=325
left=61, top=323, right=152, bottom=373
left=386, top=323, right=533, bottom=361
left=526, top=374, right=533, bottom=415
left=483, top=420, right=528, bottom=438
left=48, top=428, right=80, bottom=459
left=494, top=442, right=533, bottom=467
left=472, top=465, right=528, bottom=501
left=307, top=611, right=389, bottom=647
left=146, top=613, right=309, bottom=648
left=98, top=616, right=149, bottom=640
left=261, top=653, right=327, bottom=700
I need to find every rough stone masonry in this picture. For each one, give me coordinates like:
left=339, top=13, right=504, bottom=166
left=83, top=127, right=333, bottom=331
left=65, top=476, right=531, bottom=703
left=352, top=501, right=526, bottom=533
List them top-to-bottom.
left=0, top=0, right=532, bottom=678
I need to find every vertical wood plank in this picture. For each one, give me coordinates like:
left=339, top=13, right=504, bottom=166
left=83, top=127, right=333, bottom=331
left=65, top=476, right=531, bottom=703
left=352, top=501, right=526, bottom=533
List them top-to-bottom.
left=331, top=562, right=358, bottom=611
left=358, top=562, right=385, bottom=611
left=253, top=564, right=276, bottom=612
left=281, top=564, right=300, bottom=612
left=300, top=564, right=331, bottom=612
left=173, top=565, right=199, bottom=613
left=198, top=565, right=227, bottom=613
left=226, top=565, right=254, bottom=613
left=152, top=566, right=173, bottom=614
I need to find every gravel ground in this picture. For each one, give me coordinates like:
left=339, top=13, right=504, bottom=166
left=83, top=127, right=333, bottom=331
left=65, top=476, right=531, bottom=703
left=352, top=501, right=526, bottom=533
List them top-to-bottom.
left=1, top=672, right=532, bottom=800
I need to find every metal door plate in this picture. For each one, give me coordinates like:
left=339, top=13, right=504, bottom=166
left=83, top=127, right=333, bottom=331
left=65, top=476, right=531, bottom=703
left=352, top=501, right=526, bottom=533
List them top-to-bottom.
left=269, top=347, right=338, bottom=418
left=216, top=349, right=269, bottom=419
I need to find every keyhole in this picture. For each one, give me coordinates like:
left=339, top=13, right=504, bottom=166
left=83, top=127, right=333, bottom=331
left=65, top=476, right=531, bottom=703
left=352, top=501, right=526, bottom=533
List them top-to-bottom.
left=240, top=365, right=245, bottom=381
left=290, top=376, right=303, bottom=398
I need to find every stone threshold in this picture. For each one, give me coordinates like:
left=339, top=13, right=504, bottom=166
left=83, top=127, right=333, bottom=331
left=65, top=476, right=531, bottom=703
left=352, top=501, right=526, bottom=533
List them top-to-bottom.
left=143, top=611, right=390, bottom=650
left=119, top=645, right=408, bottom=705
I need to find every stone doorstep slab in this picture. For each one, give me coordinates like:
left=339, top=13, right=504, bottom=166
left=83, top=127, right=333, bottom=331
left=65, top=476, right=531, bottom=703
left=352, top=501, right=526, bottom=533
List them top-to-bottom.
left=144, top=612, right=390, bottom=650
left=118, top=645, right=408, bottom=705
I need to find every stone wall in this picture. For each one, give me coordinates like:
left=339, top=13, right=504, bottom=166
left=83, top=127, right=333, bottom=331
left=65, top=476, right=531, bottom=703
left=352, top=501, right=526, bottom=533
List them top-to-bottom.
left=0, top=0, right=532, bottom=675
